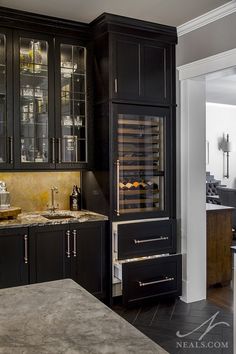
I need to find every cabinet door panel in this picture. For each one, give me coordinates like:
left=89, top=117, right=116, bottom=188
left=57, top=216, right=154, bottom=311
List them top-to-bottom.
left=0, top=28, right=13, bottom=170
left=14, top=31, right=55, bottom=170
left=55, top=37, right=88, bottom=169
left=113, top=37, right=140, bottom=100
left=142, top=43, right=170, bottom=103
left=71, top=222, right=105, bottom=298
left=29, top=225, right=68, bottom=283
left=0, top=228, right=28, bottom=288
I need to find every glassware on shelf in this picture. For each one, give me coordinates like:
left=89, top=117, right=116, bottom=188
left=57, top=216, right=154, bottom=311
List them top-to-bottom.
left=28, top=41, right=42, bottom=73
left=61, top=62, right=77, bottom=77
left=21, top=85, right=33, bottom=97
left=63, top=116, right=73, bottom=126
left=74, top=116, right=83, bottom=127
left=21, top=139, right=27, bottom=162
left=35, top=151, right=43, bottom=162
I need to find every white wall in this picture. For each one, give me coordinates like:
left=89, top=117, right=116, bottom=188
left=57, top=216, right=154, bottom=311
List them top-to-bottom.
left=180, top=78, right=206, bottom=303
left=206, top=102, right=236, bottom=187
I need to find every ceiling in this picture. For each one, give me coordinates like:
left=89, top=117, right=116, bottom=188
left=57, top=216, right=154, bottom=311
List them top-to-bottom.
left=0, top=0, right=231, bottom=27
left=206, top=68, right=236, bottom=105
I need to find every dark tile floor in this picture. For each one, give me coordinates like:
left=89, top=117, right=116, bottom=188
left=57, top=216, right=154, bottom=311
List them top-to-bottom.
left=113, top=297, right=233, bottom=354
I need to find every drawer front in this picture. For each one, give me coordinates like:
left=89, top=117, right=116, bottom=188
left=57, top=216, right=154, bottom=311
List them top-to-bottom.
left=118, top=220, right=176, bottom=260
left=122, top=254, right=182, bottom=305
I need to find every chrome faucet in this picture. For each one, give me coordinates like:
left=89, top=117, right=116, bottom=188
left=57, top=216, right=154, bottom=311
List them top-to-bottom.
left=47, top=186, right=59, bottom=213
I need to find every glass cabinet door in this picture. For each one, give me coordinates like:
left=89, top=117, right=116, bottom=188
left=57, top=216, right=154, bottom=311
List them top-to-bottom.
left=0, top=31, right=12, bottom=168
left=0, top=34, right=7, bottom=164
left=19, top=37, right=49, bottom=164
left=59, top=43, right=87, bottom=164
left=115, top=106, right=169, bottom=216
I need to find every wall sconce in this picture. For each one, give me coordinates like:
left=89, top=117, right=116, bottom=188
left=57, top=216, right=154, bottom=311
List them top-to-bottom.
left=222, top=134, right=232, bottom=179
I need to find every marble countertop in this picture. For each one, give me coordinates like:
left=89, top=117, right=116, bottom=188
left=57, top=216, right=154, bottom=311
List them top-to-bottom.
left=206, top=203, right=234, bottom=212
left=0, top=210, right=108, bottom=229
left=0, top=279, right=167, bottom=354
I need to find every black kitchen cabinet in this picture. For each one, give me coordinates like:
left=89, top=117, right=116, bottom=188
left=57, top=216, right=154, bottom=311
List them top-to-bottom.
left=0, top=8, right=89, bottom=170
left=83, top=14, right=180, bottom=306
left=112, top=35, right=172, bottom=104
left=28, top=221, right=107, bottom=300
left=70, top=222, right=106, bottom=299
left=29, top=224, right=70, bottom=283
left=0, top=227, right=29, bottom=288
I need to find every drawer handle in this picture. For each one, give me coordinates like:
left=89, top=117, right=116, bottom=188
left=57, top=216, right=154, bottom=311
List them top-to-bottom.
left=115, top=160, right=120, bottom=216
left=73, top=229, right=77, bottom=257
left=66, top=230, right=70, bottom=258
left=24, top=234, right=28, bottom=264
left=134, top=236, right=168, bottom=244
left=138, top=277, right=174, bottom=287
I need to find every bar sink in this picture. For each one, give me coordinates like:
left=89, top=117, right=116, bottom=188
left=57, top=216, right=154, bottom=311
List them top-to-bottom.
left=41, top=214, right=75, bottom=220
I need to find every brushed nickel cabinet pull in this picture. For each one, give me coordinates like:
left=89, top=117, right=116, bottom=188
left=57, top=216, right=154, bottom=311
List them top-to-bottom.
left=114, top=78, right=118, bottom=93
left=9, top=136, right=13, bottom=164
left=51, top=137, right=55, bottom=163
left=58, top=138, right=62, bottom=163
left=115, top=160, right=120, bottom=216
left=73, top=229, right=77, bottom=257
left=66, top=230, right=70, bottom=258
left=24, top=234, right=28, bottom=264
left=134, top=236, right=169, bottom=244
left=138, top=277, right=174, bottom=287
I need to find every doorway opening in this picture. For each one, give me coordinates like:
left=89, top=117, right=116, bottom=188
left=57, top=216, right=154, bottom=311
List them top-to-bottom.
left=177, top=48, right=236, bottom=305
left=205, top=68, right=235, bottom=311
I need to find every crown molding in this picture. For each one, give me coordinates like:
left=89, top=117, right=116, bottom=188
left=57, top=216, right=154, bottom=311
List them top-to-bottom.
left=177, top=1, right=236, bottom=37
left=177, top=47, right=236, bottom=80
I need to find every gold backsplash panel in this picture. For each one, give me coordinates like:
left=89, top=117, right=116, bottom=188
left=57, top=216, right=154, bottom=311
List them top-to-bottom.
left=0, top=172, right=80, bottom=212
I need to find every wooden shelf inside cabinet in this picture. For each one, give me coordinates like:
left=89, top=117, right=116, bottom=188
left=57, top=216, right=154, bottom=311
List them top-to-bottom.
left=118, top=119, right=160, bottom=126
left=118, top=128, right=159, bottom=135
left=118, top=137, right=159, bottom=143
left=119, top=146, right=160, bottom=152
left=119, top=156, right=159, bottom=161
left=120, top=165, right=159, bottom=170
left=119, top=189, right=159, bottom=195
left=120, top=198, right=159, bottom=205
left=120, top=207, right=160, bottom=213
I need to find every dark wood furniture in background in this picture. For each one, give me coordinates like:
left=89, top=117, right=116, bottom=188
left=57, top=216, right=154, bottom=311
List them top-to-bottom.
left=207, top=203, right=233, bottom=287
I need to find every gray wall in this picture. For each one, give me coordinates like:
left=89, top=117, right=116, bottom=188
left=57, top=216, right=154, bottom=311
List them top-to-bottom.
left=177, top=12, right=236, bottom=66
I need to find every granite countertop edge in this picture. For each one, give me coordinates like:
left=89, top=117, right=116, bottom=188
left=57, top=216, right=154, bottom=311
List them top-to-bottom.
left=0, top=210, right=108, bottom=229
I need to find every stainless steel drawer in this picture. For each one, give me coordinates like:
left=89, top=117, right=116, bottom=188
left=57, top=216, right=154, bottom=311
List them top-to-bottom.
left=117, top=220, right=176, bottom=260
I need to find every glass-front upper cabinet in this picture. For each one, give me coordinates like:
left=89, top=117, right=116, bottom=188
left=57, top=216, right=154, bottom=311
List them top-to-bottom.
left=0, top=30, right=13, bottom=169
left=14, top=32, right=54, bottom=169
left=56, top=41, right=87, bottom=166
left=114, top=104, right=171, bottom=219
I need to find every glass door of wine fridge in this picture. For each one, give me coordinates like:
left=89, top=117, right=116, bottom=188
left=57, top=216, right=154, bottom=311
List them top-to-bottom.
left=113, top=104, right=172, bottom=219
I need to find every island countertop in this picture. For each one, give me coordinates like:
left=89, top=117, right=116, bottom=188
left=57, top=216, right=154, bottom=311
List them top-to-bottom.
left=0, top=210, right=108, bottom=229
left=0, top=279, right=167, bottom=354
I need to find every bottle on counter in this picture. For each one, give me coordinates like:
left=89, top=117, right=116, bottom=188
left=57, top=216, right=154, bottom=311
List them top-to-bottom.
left=70, top=185, right=81, bottom=211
